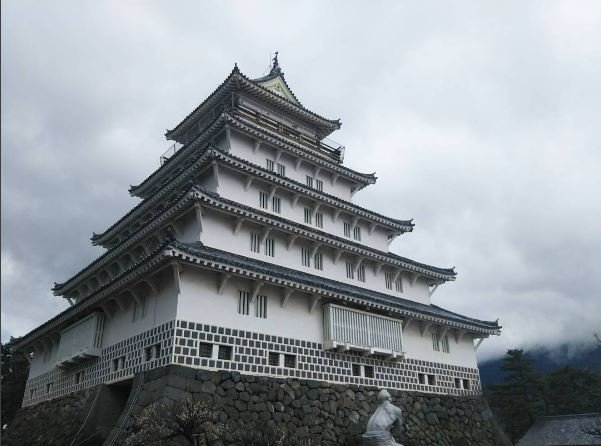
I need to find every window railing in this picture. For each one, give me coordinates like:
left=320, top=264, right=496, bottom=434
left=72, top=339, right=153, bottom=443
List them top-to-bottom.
left=160, top=142, right=184, bottom=165
left=323, top=304, right=404, bottom=359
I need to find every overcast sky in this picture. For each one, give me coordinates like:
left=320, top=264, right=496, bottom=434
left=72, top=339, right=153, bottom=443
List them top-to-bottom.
left=2, top=0, right=600, bottom=362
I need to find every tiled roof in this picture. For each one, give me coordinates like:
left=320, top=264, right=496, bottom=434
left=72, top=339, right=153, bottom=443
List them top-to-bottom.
left=165, top=66, right=340, bottom=142
left=130, top=111, right=376, bottom=199
left=170, top=240, right=499, bottom=333
left=517, top=414, right=601, bottom=446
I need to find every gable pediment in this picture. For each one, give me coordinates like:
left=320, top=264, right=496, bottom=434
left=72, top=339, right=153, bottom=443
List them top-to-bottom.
left=256, top=76, right=299, bottom=104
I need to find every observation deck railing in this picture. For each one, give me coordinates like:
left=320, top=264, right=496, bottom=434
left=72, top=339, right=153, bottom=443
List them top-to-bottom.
left=323, top=304, right=404, bottom=360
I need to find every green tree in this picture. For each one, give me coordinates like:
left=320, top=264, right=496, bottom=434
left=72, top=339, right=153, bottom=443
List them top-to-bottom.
left=1, top=337, right=30, bottom=430
left=489, top=349, right=545, bottom=442
left=544, top=366, right=601, bottom=415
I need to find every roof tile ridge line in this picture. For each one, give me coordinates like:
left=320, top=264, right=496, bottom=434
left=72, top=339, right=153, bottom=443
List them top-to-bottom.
left=166, top=65, right=239, bottom=138
left=236, top=69, right=341, bottom=126
left=224, top=112, right=377, bottom=181
left=131, top=113, right=227, bottom=195
left=92, top=148, right=216, bottom=244
left=210, top=148, right=414, bottom=229
left=191, top=188, right=454, bottom=278
left=55, top=192, right=199, bottom=294
left=18, top=240, right=176, bottom=348
left=169, top=242, right=496, bottom=332
left=429, top=304, right=499, bottom=327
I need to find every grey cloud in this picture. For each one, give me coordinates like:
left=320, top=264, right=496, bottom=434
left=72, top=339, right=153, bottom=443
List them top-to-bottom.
left=2, top=0, right=600, bottom=362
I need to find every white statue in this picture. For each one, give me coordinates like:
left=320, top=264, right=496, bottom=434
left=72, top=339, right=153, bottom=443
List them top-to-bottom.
left=362, top=389, right=404, bottom=446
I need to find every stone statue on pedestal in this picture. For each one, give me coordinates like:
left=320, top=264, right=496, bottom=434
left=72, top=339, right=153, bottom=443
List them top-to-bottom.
left=362, top=389, right=404, bottom=446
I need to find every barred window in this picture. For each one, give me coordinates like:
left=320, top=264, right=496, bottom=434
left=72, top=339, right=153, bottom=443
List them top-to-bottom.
left=266, top=159, right=274, bottom=171
left=277, top=163, right=286, bottom=176
left=305, top=176, right=313, bottom=188
left=315, top=179, right=323, bottom=192
left=259, top=191, right=268, bottom=209
left=272, top=196, right=281, bottom=213
left=304, top=207, right=312, bottom=224
left=315, top=212, right=323, bottom=228
left=343, top=222, right=351, bottom=237
left=353, top=226, right=362, bottom=241
left=250, top=233, right=261, bottom=253
left=264, top=238, right=275, bottom=257
left=301, top=248, right=311, bottom=267
left=314, top=252, right=323, bottom=271
left=346, top=261, right=354, bottom=279
left=357, top=265, right=366, bottom=282
left=385, top=273, right=393, bottom=290
left=395, top=276, right=403, bottom=292
left=238, top=291, right=250, bottom=315
left=255, top=294, right=267, bottom=319
left=432, top=332, right=441, bottom=352
left=442, top=335, right=450, bottom=353
left=199, top=342, right=213, bottom=358
left=145, top=344, right=161, bottom=362
left=218, top=345, right=232, bottom=360
left=268, top=352, right=280, bottom=366
left=284, top=354, right=296, bottom=368
left=352, top=364, right=361, bottom=377
left=364, top=365, right=374, bottom=378
left=75, top=371, right=84, bottom=384
left=428, top=374, right=436, bottom=385
left=455, top=378, right=462, bottom=389
left=463, top=379, right=470, bottom=390
left=46, top=382, right=53, bottom=394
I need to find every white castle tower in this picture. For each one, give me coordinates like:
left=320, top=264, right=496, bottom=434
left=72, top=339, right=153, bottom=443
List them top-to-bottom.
left=16, top=55, right=500, bottom=407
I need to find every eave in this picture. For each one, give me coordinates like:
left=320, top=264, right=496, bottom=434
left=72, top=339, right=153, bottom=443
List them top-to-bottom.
left=165, top=66, right=340, bottom=143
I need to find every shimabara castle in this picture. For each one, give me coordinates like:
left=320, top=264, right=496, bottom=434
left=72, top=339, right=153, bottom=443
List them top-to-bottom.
left=15, top=56, right=501, bottom=415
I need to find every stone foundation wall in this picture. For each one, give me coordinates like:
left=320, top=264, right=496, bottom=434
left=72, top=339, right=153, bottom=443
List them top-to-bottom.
left=118, top=365, right=507, bottom=446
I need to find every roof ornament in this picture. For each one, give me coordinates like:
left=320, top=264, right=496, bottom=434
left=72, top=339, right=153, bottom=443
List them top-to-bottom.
left=270, top=51, right=282, bottom=75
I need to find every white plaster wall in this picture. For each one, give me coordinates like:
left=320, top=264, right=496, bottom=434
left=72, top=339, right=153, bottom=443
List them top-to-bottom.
left=228, top=130, right=356, bottom=202
left=215, top=168, right=391, bottom=252
left=199, top=209, right=432, bottom=304
left=177, top=267, right=323, bottom=342
left=101, top=277, right=179, bottom=347
left=402, top=323, right=478, bottom=368
left=29, top=344, right=59, bottom=378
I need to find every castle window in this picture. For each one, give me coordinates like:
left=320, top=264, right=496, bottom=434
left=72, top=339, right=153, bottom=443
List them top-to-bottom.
left=266, top=159, right=275, bottom=171
left=277, top=163, right=286, bottom=176
left=305, top=176, right=313, bottom=188
left=315, top=179, right=323, bottom=192
left=259, top=191, right=268, bottom=209
left=272, top=196, right=281, bottom=214
left=304, top=207, right=312, bottom=224
left=315, top=212, right=323, bottom=228
left=343, top=222, right=351, bottom=237
left=353, top=226, right=362, bottom=241
left=250, top=233, right=261, bottom=253
left=264, top=238, right=275, bottom=257
left=302, top=248, right=311, bottom=267
left=314, top=252, right=323, bottom=271
left=346, top=261, right=354, bottom=279
left=357, top=265, right=366, bottom=282
left=385, top=273, right=393, bottom=290
left=395, top=276, right=403, bottom=292
left=238, top=291, right=250, bottom=315
left=255, top=294, right=267, bottom=319
left=432, top=332, right=441, bottom=352
left=442, top=335, right=450, bottom=353
left=198, top=342, right=213, bottom=358
left=145, top=343, right=161, bottom=361
left=218, top=345, right=232, bottom=361
left=268, top=352, right=280, bottom=366
left=284, top=354, right=296, bottom=368
left=112, top=357, right=125, bottom=372
left=352, top=364, right=361, bottom=377
left=364, top=365, right=374, bottom=378
left=74, top=371, right=84, bottom=384
left=419, top=373, right=436, bottom=385
left=428, top=374, right=436, bottom=386
left=455, top=378, right=462, bottom=389
left=463, top=379, right=471, bottom=390
left=46, top=382, right=54, bottom=394
left=30, top=388, right=36, bottom=398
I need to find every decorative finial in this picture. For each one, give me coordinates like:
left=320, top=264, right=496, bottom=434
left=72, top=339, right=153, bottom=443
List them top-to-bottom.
left=270, top=51, right=282, bottom=75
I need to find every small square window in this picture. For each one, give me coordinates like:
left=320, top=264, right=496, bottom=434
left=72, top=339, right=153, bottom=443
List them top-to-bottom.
left=199, top=342, right=213, bottom=358
left=218, top=345, right=232, bottom=361
left=268, top=352, right=280, bottom=366
left=284, top=354, right=296, bottom=368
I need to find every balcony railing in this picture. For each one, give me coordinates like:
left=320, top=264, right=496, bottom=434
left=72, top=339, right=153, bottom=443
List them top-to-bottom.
left=160, top=142, right=184, bottom=166
left=323, top=304, right=404, bottom=360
